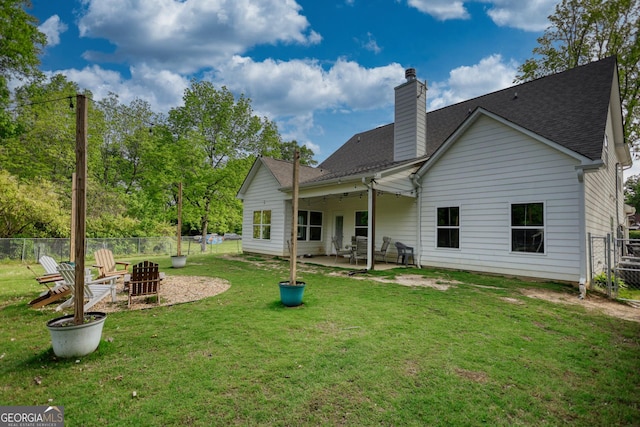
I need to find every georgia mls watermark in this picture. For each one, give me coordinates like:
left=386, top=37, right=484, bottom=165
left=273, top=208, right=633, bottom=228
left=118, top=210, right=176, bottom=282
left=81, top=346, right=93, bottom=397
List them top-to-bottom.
left=0, top=406, right=64, bottom=427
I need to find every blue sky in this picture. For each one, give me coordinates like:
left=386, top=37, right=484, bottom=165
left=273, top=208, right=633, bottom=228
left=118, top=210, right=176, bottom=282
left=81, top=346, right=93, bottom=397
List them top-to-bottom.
left=29, top=0, right=561, bottom=164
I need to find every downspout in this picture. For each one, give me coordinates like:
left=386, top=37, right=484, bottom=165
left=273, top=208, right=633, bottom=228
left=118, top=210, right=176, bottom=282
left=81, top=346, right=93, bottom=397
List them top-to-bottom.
left=577, top=168, right=587, bottom=297
left=411, top=173, right=423, bottom=268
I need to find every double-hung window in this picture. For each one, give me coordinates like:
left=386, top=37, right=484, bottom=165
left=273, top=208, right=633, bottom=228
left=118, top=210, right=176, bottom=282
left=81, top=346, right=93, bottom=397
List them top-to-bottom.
left=511, top=202, right=544, bottom=253
left=437, top=207, right=460, bottom=248
left=252, top=210, right=271, bottom=240
left=297, top=210, right=323, bottom=241
left=355, top=211, right=368, bottom=237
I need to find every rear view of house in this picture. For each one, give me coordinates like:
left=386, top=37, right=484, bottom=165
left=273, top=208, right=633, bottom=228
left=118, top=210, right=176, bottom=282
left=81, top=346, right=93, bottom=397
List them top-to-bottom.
left=237, top=57, right=631, bottom=284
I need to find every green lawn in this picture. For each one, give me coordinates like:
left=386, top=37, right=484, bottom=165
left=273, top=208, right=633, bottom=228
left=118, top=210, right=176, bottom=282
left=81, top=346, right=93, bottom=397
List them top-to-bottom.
left=1, top=254, right=639, bottom=426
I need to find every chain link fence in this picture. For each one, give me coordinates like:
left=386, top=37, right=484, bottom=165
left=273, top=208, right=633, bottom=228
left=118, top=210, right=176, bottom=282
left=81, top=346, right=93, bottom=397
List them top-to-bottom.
left=589, top=233, right=640, bottom=302
left=0, top=237, right=241, bottom=263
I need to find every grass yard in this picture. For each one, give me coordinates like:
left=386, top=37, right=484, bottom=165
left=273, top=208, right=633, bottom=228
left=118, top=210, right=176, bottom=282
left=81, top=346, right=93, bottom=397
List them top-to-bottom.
left=1, top=253, right=639, bottom=426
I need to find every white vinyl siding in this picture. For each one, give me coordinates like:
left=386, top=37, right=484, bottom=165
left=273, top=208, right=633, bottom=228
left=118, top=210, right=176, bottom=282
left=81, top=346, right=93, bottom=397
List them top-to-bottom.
left=583, top=109, right=625, bottom=278
left=584, top=110, right=624, bottom=237
left=419, top=115, right=582, bottom=281
left=241, top=164, right=288, bottom=256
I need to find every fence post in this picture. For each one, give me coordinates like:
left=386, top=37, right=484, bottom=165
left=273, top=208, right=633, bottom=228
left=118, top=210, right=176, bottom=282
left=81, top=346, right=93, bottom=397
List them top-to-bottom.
left=606, top=233, right=612, bottom=298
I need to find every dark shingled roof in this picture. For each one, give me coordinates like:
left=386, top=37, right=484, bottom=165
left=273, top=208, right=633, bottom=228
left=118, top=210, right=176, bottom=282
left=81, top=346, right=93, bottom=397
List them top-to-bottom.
left=318, top=57, right=617, bottom=178
left=260, top=157, right=326, bottom=188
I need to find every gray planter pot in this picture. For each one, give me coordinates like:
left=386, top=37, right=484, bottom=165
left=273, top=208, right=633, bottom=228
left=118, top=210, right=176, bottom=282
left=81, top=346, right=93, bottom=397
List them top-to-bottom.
left=171, top=255, right=187, bottom=268
left=46, top=312, right=106, bottom=358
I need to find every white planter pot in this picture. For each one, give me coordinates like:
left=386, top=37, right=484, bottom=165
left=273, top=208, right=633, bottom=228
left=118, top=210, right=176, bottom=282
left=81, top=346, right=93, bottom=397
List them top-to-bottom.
left=171, top=255, right=187, bottom=268
left=46, top=312, right=106, bottom=358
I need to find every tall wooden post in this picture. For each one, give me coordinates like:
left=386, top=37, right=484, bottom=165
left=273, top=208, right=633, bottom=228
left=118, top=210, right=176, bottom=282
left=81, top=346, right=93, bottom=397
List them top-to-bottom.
left=74, top=94, right=87, bottom=325
left=289, top=149, right=300, bottom=285
left=70, top=173, right=76, bottom=263
left=177, top=182, right=183, bottom=256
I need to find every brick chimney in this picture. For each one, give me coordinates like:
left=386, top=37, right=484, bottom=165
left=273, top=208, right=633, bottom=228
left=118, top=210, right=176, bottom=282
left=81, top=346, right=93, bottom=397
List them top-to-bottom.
left=394, top=68, right=427, bottom=162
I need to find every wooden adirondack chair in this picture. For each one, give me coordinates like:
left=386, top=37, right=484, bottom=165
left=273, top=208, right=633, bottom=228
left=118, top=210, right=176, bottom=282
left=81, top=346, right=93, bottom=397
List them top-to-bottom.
left=93, top=249, right=130, bottom=279
left=28, top=256, right=71, bottom=309
left=124, top=260, right=164, bottom=307
left=55, top=263, right=117, bottom=312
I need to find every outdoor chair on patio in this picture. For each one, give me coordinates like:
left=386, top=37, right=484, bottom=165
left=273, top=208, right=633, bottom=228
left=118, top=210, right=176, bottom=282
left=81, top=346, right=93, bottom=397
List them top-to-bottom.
left=332, top=236, right=352, bottom=263
left=351, top=236, right=368, bottom=265
left=374, top=236, right=391, bottom=263
left=395, top=241, right=415, bottom=266
left=93, top=248, right=130, bottom=280
left=124, top=260, right=164, bottom=307
left=55, top=263, right=118, bottom=311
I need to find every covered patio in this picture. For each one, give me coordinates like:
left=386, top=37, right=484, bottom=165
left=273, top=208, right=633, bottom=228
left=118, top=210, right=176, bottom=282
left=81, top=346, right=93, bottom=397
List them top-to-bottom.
left=295, top=254, right=411, bottom=271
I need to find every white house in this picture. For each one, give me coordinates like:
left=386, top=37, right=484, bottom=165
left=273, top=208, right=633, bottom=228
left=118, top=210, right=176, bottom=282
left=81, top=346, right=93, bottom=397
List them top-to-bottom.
left=237, top=57, right=632, bottom=283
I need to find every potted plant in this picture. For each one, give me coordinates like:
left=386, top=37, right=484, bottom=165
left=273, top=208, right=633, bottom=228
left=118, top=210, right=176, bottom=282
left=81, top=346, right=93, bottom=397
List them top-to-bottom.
left=46, top=94, right=107, bottom=358
left=279, top=148, right=306, bottom=306
left=171, top=181, right=187, bottom=268
left=47, top=311, right=107, bottom=358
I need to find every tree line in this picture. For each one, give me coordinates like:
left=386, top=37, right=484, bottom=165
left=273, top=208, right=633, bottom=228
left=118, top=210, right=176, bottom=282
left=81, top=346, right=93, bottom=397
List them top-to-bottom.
left=0, top=75, right=316, bottom=239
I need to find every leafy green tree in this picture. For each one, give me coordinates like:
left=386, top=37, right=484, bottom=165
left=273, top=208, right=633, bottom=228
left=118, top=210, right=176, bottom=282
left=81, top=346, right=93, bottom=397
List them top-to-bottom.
left=0, top=0, right=46, bottom=137
left=517, top=0, right=640, bottom=150
left=6, top=75, right=80, bottom=183
left=168, top=82, right=282, bottom=247
left=279, top=140, right=317, bottom=166
left=0, top=171, right=68, bottom=237
left=625, top=175, right=640, bottom=215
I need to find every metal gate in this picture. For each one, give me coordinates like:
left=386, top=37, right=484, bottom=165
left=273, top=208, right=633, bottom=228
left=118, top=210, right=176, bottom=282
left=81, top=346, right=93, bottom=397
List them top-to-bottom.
left=589, top=233, right=640, bottom=301
left=589, top=233, right=613, bottom=297
left=613, top=238, right=640, bottom=302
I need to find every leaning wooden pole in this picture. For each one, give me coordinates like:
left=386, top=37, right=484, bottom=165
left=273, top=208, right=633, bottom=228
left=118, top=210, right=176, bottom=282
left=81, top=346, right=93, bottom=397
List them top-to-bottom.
left=74, top=94, right=87, bottom=325
left=289, top=149, right=300, bottom=285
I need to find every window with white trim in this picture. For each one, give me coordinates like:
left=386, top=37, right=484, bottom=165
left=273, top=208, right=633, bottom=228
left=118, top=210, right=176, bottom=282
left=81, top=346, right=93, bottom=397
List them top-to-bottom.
left=511, top=203, right=544, bottom=253
left=437, top=206, right=459, bottom=248
left=252, top=210, right=271, bottom=240
left=297, top=210, right=323, bottom=241
left=355, top=211, right=368, bottom=237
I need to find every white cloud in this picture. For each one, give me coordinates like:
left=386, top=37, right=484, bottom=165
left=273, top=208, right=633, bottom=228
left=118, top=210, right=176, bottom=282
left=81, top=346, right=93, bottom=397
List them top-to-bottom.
left=77, top=0, right=321, bottom=73
left=407, top=0, right=559, bottom=31
left=407, top=0, right=470, bottom=20
left=481, top=0, right=558, bottom=32
left=38, top=15, right=68, bottom=47
left=361, top=32, right=382, bottom=54
left=428, top=54, right=518, bottom=110
left=205, top=57, right=404, bottom=155
left=211, top=57, right=403, bottom=118
left=48, top=65, right=188, bottom=113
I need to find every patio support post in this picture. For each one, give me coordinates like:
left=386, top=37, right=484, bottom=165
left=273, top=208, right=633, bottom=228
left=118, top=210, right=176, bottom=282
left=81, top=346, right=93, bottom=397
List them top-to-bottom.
left=289, top=149, right=300, bottom=284
left=366, top=181, right=374, bottom=270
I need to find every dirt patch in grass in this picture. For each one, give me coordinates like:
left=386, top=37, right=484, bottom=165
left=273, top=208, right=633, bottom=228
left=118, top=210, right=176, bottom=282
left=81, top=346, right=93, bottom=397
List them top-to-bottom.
left=333, top=269, right=640, bottom=323
left=331, top=272, right=461, bottom=290
left=91, top=275, right=230, bottom=313
left=520, top=288, right=640, bottom=323
left=455, top=368, right=490, bottom=383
